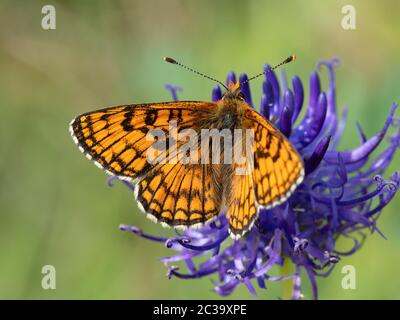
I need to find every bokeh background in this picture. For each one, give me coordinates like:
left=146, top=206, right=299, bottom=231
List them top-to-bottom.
left=0, top=0, right=399, bottom=299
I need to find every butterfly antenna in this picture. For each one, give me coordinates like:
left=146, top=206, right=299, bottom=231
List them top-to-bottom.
left=243, top=54, right=297, bottom=84
left=164, top=57, right=228, bottom=90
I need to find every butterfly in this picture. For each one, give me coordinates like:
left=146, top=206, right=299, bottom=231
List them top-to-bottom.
left=69, top=56, right=304, bottom=239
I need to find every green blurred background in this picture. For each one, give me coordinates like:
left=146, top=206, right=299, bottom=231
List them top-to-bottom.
left=0, top=0, right=399, bottom=299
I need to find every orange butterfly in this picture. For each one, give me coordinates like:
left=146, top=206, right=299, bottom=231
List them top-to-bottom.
left=69, top=56, right=304, bottom=239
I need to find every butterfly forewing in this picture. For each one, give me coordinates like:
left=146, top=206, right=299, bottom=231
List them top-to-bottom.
left=70, top=102, right=216, bottom=180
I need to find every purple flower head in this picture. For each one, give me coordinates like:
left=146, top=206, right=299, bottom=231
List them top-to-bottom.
left=116, top=58, right=400, bottom=299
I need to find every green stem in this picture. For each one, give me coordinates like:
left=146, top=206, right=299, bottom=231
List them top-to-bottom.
left=280, top=258, right=294, bottom=300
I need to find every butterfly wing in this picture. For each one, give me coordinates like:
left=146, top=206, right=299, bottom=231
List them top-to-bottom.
left=70, top=101, right=223, bottom=228
left=70, top=102, right=216, bottom=180
left=245, top=107, right=304, bottom=208
left=226, top=162, right=258, bottom=239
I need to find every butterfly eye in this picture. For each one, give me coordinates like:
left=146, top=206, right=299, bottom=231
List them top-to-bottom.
left=237, top=92, right=245, bottom=100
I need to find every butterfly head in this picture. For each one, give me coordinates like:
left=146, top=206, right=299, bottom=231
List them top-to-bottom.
left=223, top=80, right=245, bottom=101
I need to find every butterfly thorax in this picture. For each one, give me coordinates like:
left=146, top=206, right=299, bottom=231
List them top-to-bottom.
left=210, top=81, right=248, bottom=130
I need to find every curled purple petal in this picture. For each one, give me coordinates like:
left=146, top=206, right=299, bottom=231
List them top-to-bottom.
left=264, top=64, right=280, bottom=116
left=309, top=71, right=321, bottom=108
left=226, top=72, right=236, bottom=87
left=239, top=73, right=253, bottom=107
left=292, top=75, right=304, bottom=124
left=262, top=80, right=274, bottom=120
left=164, top=84, right=182, bottom=101
left=212, top=85, right=222, bottom=102
left=292, top=92, right=328, bottom=149
left=260, top=94, right=269, bottom=119
left=325, top=103, right=398, bottom=164
left=280, top=105, right=293, bottom=137
left=305, top=136, right=331, bottom=175
left=119, top=224, right=167, bottom=242
left=293, top=237, right=309, bottom=254
left=291, top=266, right=302, bottom=300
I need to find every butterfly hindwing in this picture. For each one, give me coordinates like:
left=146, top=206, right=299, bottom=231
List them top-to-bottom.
left=136, top=163, right=222, bottom=228
left=226, top=163, right=258, bottom=239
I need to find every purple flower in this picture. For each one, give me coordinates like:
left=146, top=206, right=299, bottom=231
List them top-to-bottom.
left=116, top=58, right=400, bottom=299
